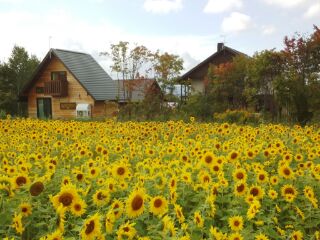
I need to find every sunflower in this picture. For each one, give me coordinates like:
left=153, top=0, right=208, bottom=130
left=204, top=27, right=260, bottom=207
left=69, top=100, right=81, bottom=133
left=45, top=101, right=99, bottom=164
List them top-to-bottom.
left=228, top=150, right=240, bottom=162
left=201, top=152, right=215, bottom=167
left=112, top=164, right=130, bottom=180
left=278, top=164, right=294, bottom=179
left=233, top=168, right=247, bottom=182
left=256, top=170, right=268, bottom=184
left=12, top=174, right=30, bottom=189
left=169, top=176, right=178, bottom=192
left=269, top=176, right=279, bottom=185
left=234, top=181, right=247, bottom=197
left=51, top=184, right=80, bottom=210
left=281, top=184, right=298, bottom=202
left=248, top=185, right=264, bottom=199
left=126, top=188, right=146, bottom=218
left=92, top=189, right=110, bottom=206
left=268, top=189, right=278, bottom=200
left=150, top=196, right=168, bottom=216
left=70, top=199, right=87, bottom=216
left=111, top=199, right=124, bottom=219
left=19, top=203, right=32, bottom=217
left=174, top=204, right=185, bottom=224
left=105, top=211, right=115, bottom=234
left=193, top=211, right=204, bottom=228
left=12, top=213, right=24, bottom=234
left=80, top=213, right=101, bottom=240
left=228, top=216, right=244, bottom=232
left=117, top=221, right=137, bottom=240
left=46, top=229, right=63, bottom=240
left=291, top=230, right=303, bottom=240
left=228, top=232, right=243, bottom=240
left=255, top=233, right=269, bottom=240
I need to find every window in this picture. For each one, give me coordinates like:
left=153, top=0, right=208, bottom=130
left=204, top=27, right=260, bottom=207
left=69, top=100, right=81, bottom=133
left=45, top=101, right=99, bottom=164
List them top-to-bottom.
left=51, top=71, right=67, bottom=81
left=35, top=87, right=44, bottom=94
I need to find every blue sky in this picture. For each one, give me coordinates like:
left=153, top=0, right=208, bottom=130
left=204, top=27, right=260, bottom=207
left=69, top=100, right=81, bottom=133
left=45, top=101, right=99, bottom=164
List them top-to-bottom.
left=0, top=0, right=319, bottom=75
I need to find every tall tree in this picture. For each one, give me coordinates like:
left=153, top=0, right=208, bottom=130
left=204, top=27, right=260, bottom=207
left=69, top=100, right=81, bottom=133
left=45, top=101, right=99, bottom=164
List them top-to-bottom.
left=275, top=25, right=320, bottom=125
left=101, top=42, right=153, bottom=101
left=0, top=46, right=39, bottom=116
left=152, top=51, right=183, bottom=95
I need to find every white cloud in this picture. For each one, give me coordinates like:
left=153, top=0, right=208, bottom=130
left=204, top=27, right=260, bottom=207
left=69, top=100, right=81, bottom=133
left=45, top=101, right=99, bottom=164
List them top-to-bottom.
left=143, top=0, right=183, bottom=14
left=204, top=0, right=243, bottom=13
left=263, top=0, right=306, bottom=8
left=304, top=3, right=320, bottom=18
left=0, top=9, right=218, bottom=75
left=221, top=12, right=252, bottom=33
left=262, top=25, right=276, bottom=35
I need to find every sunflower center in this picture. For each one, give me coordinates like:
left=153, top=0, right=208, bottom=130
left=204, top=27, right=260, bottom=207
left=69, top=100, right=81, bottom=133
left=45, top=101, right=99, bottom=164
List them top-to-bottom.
left=231, top=152, right=238, bottom=159
left=205, top=155, right=213, bottom=164
left=213, top=166, right=220, bottom=171
left=117, top=167, right=125, bottom=175
left=283, top=168, right=291, bottom=175
left=236, top=172, right=244, bottom=179
left=77, top=174, right=83, bottom=181
left=259, top=174, right=265, bottom=180
left=16, top=176, right=27, bottom=186
left=203, top=176, right=210, bottom=182
left=29, top=182, right=44, bottom=196
left=237, top=184, right=245, bottom=192
left=250, top=188, right=259, bottom=196
left=284, top=188, right=294, bottom=195
left=97, top=192, right=106, bottom=200
left=59, top=193, right=73, bottom=206
left=131, top=195, right=143, bottom=211
left=154, top=198, right=163, bottom=208
left=74, top=204, right=81, bottom=211
left=22, top=207, right=28, bottom=212
left=196, top=216, right=200, bottom=223
left=85, top=220, right=95, bottom=235
left=234, top=220, right=240, bottom=226
left=123, top=227, right=130, bottom=232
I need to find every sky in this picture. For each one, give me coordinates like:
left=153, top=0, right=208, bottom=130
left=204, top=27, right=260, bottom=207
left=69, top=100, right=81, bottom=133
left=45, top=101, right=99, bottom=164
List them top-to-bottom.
left=0, top=0, right=319, bottom=75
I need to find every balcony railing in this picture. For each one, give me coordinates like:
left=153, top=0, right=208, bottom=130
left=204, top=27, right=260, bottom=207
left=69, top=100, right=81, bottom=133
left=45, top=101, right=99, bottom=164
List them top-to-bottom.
left=44, top=80, right=68, bottom=97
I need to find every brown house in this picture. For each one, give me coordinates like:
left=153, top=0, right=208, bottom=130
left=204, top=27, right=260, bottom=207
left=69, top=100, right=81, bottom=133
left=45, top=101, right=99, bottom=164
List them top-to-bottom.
left=180, top=43, right=247, bottom=95
left=20, top=49, right=118, bottom=119
left=117, top=78, right=163, bottom=103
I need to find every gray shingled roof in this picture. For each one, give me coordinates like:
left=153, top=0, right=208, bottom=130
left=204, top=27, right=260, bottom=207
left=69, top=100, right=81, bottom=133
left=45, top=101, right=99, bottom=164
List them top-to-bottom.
left=52, top=49, right=118, bottom=101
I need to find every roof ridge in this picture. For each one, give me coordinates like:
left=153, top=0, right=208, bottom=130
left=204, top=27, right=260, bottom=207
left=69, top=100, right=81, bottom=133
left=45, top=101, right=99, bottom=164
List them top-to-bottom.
left=52, top=48, right=90, bottom=55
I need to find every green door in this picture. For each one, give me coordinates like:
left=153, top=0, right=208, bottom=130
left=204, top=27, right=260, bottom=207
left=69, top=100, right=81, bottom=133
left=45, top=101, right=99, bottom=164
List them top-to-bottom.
left=37, top=98, right=52, bottom=119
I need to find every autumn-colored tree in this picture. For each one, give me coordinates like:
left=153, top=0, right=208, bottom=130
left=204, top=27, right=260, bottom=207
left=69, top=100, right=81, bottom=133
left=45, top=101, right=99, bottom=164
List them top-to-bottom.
left=274, top=25, right=320, bottom=125
left=208, top=55, right=249, bottom=112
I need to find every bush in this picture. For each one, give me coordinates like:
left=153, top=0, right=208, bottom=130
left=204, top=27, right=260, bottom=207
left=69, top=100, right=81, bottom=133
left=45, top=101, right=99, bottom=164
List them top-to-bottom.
left=213, top=109, right=262, bottom=124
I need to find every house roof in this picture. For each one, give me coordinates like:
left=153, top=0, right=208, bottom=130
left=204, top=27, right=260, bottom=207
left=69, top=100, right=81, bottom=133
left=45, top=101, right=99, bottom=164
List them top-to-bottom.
left=179, top=45, right=248, bottom=82
left=20, top=48, right=118, bottom=101
left=116, top=78, right=161, bottom=102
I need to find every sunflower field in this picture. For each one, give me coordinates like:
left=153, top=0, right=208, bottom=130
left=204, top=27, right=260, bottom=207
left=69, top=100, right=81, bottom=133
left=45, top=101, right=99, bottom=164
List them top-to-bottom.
left=0, top=118, right=320, bottom=240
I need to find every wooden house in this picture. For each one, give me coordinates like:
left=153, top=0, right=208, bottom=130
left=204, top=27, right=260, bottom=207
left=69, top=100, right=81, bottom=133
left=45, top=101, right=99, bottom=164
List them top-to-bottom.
left=179, top=43, right=247, bottom=95
left=20, top=49, right=118, bottom=119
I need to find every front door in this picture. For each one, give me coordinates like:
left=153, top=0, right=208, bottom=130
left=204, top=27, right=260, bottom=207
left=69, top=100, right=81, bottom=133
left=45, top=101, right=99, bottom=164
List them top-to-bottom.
left=37, top=98, right=52, bottom=119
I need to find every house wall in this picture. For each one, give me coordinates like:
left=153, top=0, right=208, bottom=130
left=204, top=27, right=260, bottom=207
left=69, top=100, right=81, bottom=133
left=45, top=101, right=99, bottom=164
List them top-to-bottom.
left=186, top=50, right=236, bottom=94
left=27, top=56, right=100, bottom=119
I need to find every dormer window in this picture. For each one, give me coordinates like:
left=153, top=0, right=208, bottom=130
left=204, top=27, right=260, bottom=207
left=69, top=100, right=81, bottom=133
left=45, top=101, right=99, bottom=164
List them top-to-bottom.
left=51, top=71, right=67, bottom=81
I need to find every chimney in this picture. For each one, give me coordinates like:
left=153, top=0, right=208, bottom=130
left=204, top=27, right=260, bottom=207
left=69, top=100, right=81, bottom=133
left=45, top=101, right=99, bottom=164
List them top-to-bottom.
left=217, top=42, right=224, bottom=52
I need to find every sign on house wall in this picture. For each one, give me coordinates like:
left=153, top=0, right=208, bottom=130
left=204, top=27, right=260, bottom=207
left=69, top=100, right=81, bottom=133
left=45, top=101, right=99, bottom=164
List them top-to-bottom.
left=60, top=102, right=76, bottom=110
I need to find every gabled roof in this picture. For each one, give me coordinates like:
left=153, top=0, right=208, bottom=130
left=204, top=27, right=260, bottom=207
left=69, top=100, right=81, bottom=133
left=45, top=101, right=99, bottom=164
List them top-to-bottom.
left=180, top=45, right=248, bottom=81
left=21, top=49, right=118, bottom=101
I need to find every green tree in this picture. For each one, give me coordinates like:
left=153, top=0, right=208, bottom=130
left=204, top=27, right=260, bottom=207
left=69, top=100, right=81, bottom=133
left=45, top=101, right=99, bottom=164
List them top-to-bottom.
left=0, top=45, right=39, bottom=116
left=152, top=51, right=184, bottom=95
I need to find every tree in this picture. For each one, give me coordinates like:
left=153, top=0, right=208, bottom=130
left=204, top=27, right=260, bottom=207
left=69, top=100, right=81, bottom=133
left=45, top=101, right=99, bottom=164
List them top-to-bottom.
left=275, top=25, right=320, bottom=125
left=101, top=42, right=153, bottom=101
left=0, top=46, right=39, bottom=116
left=152, top=51, right=184, bottom=95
